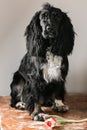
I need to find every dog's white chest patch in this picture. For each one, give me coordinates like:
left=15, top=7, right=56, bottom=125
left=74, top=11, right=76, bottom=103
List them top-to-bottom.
left=42, top=51, right=63, bottom=83
left=48, top=62, right=59, bottom=79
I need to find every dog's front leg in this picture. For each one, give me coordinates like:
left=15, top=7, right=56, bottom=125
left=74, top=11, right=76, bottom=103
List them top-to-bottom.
left=31, top=102, right=51, bottom=121
left=31, top=103, right=45, bottom=121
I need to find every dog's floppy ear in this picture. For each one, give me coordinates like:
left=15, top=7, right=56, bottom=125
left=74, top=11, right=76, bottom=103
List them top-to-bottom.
left=24, top=11, right=42, bottom=55
left=55, top=12, right=75, bottom=56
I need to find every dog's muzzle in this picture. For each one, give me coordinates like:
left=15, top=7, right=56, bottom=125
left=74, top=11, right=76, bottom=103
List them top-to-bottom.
left=45, top=25, right=55, bottom=38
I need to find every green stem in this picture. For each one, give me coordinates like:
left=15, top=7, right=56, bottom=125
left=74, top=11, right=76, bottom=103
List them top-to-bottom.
left=50, top=115, right=87, bottom=124
left=63, top=118, right=87, bottom=123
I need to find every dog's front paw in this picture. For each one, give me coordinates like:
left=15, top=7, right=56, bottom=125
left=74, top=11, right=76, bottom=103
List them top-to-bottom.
left=52, top=99, right=69, bottom=112
left=15, top=102, right=26, bottom=110
left=31, top=113, right=50, bottom=121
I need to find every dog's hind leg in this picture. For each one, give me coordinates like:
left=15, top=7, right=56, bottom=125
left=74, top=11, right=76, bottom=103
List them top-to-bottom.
left=10, top=71, right=26, bottom=110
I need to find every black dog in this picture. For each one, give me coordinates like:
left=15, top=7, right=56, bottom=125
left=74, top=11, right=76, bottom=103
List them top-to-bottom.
left=10, top=3, right=75, bottom=121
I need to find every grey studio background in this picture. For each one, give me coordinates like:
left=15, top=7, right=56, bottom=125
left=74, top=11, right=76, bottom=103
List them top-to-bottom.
left=0, top=0, right=87, bottom=95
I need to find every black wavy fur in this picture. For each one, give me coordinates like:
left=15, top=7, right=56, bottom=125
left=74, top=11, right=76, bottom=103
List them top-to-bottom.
left=10, top=3, right=75, bottom=118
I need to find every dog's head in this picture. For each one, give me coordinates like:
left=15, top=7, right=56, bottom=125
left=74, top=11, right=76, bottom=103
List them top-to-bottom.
left=25, top=3, right=75, bottom=56
left=39, top=4, right=63, bottom=39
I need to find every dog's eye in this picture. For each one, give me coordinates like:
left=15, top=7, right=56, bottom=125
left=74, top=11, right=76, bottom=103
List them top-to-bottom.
left=41, top=12, right=48, bottom=22
left=44, top=12, right=48, bottom=17
left=52, top=12, right=57, bottom=17
left=52, top=12, right=61, bottom=21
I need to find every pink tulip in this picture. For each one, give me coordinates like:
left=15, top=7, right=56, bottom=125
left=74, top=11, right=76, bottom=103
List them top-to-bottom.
left=45, top=117, right=57, bottom=128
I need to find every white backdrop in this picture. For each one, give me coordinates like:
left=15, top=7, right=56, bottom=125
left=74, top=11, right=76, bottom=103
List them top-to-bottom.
left=0, top=0, right=87, bottom=95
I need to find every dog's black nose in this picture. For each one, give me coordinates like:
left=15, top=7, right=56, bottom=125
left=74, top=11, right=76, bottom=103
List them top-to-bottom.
left=46, top=25, right=52, bottom=32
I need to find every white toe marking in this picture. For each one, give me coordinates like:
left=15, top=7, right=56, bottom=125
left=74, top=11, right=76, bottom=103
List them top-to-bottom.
left=55, top=99, right=64, bottom=107
left=16, top=102, right=25, bottom=108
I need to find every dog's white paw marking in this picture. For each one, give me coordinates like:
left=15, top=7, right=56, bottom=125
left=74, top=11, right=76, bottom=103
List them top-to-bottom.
left=52, top=99, right=69, bottom=112
left=55, top=99, right=64, bottom=107
left=15, top=102, right=25, bottom=110
left=32, top=113, right=50, bottom=121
